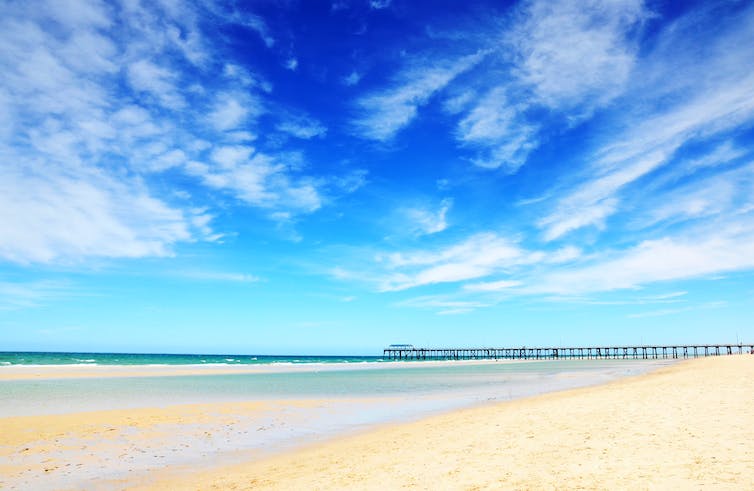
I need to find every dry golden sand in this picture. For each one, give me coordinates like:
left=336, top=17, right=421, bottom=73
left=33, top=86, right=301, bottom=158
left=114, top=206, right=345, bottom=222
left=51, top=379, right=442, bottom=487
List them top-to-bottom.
left=139, top=355, right=754, bottom=490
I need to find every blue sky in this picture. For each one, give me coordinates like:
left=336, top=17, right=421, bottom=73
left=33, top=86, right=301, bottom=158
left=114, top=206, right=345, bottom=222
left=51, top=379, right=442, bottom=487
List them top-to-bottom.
left=1, top=0, right=754, bottom=354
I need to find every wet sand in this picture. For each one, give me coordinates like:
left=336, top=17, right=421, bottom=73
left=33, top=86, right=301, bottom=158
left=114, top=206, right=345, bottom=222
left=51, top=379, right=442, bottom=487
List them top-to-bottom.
left=139, top=355, right=754, bottom=490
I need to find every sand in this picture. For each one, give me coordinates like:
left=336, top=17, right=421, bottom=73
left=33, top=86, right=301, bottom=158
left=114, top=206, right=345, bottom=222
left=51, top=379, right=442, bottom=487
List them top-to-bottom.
left=138, top=355, right=754, bottom=490
left=2, top=356, right=752, bottom=490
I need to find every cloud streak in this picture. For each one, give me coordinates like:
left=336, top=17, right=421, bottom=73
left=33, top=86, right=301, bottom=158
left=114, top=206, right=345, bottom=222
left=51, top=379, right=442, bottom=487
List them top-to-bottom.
left=354, top=51, right=487, bottom=141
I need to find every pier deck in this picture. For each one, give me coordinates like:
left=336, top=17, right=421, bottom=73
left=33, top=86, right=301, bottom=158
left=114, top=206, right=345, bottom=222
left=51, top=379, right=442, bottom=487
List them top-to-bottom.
left=383, top=344, right=754, bottom=361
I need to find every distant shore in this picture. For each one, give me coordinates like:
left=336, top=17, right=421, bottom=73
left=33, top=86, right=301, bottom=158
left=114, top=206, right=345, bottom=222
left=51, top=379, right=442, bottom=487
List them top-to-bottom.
left=140, top=355, right=754, bottom=490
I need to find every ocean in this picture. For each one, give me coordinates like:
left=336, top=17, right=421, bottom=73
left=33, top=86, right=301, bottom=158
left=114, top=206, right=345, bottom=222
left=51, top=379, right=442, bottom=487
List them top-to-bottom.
left=0, top=351, right=383, bottom=366
left=0, top=352, right=673, bottom=417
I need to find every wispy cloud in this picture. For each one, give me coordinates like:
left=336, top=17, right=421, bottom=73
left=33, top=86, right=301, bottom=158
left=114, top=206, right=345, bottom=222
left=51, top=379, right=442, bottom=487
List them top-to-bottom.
left=0, top=0, right=349, bottom=263
left=370, top=0, right=392, bottom=9
left=442, top=0, right=648, bottom=172
left=507, top=0, right=647, bottom=113
left=538, top=4, right=754, bottom=240
left=242, top=14, right=276, bottom=48
left=353, top=51, right=487, bottom=141
left=127, top=59, right=186, bottom=110
left=343, top=71, right=362, bottom=87
left=455, top=87, right=538, bottom=171
left=208, top=92, right=261, bottom=132
left=276, top=115, right=327, bottom=140
left=186, top=147, right=322, bottom=213
left=635, top=163, right=751, bottom=230
left=0, top=164, right=198, bottom=264
left=404, top=199, right=452, bottom=236
left=529, top=219, right=754, bottom=295
left=374, top=233, right=541, bottom=291
left=173, top=271, right=261, bottom=283
left=0, top=280, right=71, bottom=310
left=463, top=280, right=522, bottom=292
left=642, top=291, right=687, bottom=301
left=396, top=295, right=489, bottom=315
left=628, top=301, right=726, bottom=319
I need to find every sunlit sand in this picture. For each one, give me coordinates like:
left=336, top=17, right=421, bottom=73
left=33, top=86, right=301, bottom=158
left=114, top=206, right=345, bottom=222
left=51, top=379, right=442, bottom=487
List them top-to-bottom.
left=140, top=356, right=754, bottom=490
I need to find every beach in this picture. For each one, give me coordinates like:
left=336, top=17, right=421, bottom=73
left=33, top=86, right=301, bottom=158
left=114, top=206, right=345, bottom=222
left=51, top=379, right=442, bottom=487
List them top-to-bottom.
left=141, top=355, right=754, bottom=490
left=1, top=356, right=751, bottom=489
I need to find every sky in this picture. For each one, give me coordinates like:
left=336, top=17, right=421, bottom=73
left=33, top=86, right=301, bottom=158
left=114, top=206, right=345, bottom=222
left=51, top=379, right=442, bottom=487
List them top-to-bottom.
left=1, top=0, right=754, bottom=355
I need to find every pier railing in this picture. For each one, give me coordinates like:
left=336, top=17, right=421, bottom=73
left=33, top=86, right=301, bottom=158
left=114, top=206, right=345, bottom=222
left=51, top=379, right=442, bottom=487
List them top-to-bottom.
left=383, top=345, right=754, bottom=361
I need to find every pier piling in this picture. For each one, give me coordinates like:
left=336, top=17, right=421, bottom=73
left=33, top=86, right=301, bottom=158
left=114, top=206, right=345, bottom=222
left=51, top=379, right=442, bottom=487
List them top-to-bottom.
left=383, top=344, right=754, bottom=361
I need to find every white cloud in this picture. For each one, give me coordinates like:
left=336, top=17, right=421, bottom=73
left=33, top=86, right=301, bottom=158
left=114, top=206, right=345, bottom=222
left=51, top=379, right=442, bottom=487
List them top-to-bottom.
left=0, top=0, right=339, bottom=265
left=43, top=0, right=112, bottom=30
left=370, top=0, right=391, bottom=9
left=443, top=0, right=647, bottom=173
left=508, top=0, right=647, bottom=112
left=535, top=5, right=754, bottom=239
left=243, top=14, right=275, bottom=48
left=59, top=31, right=118, bottom=74
left=538, top=44, right=754, bottom=240
left=354, top=51, right=487, bottom=141
left=285, top=58, right=299, bottom=71
left=127, top=59, right=185, bottom=110
left=222, top=64, right=271, bottom=92
left=539, top=67, right=754, bottom=239
left=343, top=71, right=361, bottom=87
left=456, top=87, right=538, bottom=171
left=457, top=88, right=518, bottom=142
left=443, top=90, right=476, bottom=115
left=208, top=93, right=259, bottom=131
left=276, top=116, right=327, bottom=139
left=681, top=141, right=747, bottom=174
left=211, top=145, right=253, bottom=168
left=187, top=148, right=322, bottom=213
left=151, top=149, right=187, bottom=172
left=0, top=165, right=194, bottom=264
left=330, top=169, right=368, bottom=194
left=642, top=179, right=736, bottom=229
left=540, top=198, right=618, bottom=242
left=404, top=199, right=452, bottom=236
left=529, top=220, right=754, bottom=295
left=377, top=233, right=538, bottom=291
left=176, top=271, right=260, bottom=283
left=0, top=280, right=70, bottom=310
left=463, top=280, right=522, bottom=292
left=643, top=291, right=687, bottom=301
left=396, top=295, right=488, bottom=311
left=626, top=308, right=687, bottom=319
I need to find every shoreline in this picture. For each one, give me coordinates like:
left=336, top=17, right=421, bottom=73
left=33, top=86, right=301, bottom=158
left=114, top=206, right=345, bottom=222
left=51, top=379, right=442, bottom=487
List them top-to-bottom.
left=137, top=355, right=754, bottom=490
left=0, top=358, right=541, bottom=381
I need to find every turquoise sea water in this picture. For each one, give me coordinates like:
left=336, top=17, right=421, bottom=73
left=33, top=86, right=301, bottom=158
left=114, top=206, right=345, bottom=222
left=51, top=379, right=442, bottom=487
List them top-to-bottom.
left=0, top=351, right=382, bottom=366
left=0, top=355, right=673, bottom=417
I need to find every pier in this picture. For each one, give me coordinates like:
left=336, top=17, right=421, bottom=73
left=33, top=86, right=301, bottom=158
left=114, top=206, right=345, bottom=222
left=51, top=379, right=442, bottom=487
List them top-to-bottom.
left=383, top=344, right=754, bottom=361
